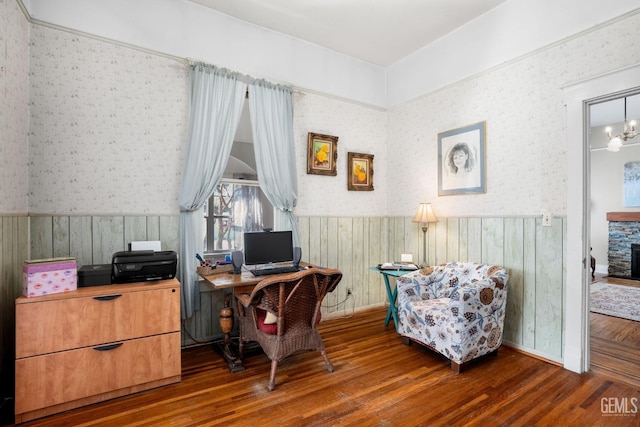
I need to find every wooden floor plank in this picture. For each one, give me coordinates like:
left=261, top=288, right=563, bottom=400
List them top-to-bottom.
left=590, top=274, right=640, bottom=390
left=5, top=307, right=640, bottom=426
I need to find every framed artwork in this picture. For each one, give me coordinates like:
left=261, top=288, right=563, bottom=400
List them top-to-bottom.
left=438, top=121, right=486, bottom=196
left=307, top=132, right=338, bottom=176
left=347, top=152, right=374, bottom=191
left=624, top=161, right=640, bottom=207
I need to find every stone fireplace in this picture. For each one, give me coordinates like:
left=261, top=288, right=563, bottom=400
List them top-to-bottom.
left=607, top=212, right=640, bottom=278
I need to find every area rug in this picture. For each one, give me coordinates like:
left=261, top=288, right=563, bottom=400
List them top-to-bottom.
left=590, top=282, right=640, bottom=321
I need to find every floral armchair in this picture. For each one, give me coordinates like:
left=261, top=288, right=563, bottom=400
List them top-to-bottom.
left=396, top=262, right=508, bottom=373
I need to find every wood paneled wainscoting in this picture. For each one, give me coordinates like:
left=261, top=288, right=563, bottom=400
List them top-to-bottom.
left=25, top=214, right=566, bottom=366
left=0, top=215, right=29, bottom=419
left=298, top=215, right=566, bottom=364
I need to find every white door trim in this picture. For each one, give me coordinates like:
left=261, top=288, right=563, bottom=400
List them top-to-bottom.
left=563, top=63, right=640, bottom=373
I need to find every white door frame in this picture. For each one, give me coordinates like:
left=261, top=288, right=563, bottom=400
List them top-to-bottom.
left=563, top=63, right=640, bottom=373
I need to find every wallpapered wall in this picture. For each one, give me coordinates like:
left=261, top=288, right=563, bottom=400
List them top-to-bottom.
left=1, top=0, right=30, bottom=213
left=387, top=12, right=640, bottom=219
left=23, top=13, right=640, bottom=219
left=27, top=25, right=391, bottom=217
left=28, top=25, right=189, bottom=215
left=293, top=92, right=387, bottom=217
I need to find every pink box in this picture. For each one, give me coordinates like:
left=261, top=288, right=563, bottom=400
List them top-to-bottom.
left=23, top=259, right=78, bottom=297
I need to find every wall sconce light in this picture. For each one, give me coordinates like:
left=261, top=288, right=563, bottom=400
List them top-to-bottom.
left=412, top=202, right=438, bottom=266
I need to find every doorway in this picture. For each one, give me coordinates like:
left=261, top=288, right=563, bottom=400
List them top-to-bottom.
left=563, top=63, right=640, bottom=375
left=588, top=91, right=640, bottom=388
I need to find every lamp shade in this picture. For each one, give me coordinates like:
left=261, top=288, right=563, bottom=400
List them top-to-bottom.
left=607, top=137, right=622, bottom=152
left=413, top=202, right=438, bottom=224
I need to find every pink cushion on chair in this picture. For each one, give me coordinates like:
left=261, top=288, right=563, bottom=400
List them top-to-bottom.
left=256, top=308, right=323, bottom=335
left=256, top=309, right=278, bottom=334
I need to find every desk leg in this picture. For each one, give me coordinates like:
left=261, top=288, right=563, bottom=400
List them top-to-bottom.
left=382, top=275, right=399, bottom=331
left=215, top=291, right=245, bottom=373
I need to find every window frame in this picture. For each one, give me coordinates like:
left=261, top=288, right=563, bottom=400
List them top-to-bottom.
left=203, top=178, right=274, bottom=255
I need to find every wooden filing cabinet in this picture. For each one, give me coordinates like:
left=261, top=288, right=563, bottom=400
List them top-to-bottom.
left=14, top=279, right=181, bottom=424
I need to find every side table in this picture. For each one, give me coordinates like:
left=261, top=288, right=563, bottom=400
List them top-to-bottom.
left=370, top=266, right=415, bottom=331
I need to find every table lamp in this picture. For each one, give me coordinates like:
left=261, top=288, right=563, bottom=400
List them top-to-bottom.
left=413, top=202, right=438, bottom=266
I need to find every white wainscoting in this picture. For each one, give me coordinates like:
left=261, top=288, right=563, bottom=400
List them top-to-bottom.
left=23, top=214, right=565, bottom=360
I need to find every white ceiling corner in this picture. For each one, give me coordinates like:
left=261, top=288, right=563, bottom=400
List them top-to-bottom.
left=187, top=0, right=508, bottom=67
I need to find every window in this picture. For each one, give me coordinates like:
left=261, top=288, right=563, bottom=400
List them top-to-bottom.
left=203, top=101, right=273, bottom=255
left=203, top=178, right=273, bottom=254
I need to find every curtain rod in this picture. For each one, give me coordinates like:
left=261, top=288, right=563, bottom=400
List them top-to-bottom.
left=186, top=58, right=292, bottom=92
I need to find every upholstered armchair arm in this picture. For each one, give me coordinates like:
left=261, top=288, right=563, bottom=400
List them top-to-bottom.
left=449, top=269, right=508, bottom=327
left=396, top=271, right=433, bottom=307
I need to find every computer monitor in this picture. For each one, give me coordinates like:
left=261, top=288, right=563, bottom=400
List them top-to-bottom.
left=243, top=231, right=294, bottom=266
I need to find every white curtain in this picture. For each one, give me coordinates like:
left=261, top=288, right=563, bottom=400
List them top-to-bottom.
left=178, top=64, right=247, bottom=319
left=248, top=80, right=300, bottom=246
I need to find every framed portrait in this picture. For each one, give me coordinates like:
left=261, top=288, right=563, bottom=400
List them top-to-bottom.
left=438, top=121, right=486, bottom=196
left=307, top=132, right=338, bottom=176
left=347, top=152, right=374, bottom=191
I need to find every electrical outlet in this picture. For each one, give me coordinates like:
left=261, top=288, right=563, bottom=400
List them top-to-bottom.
left=542, top=212, right=552, bottom=227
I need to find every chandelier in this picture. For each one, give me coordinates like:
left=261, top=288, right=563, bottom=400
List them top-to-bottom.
left=605, top=96, right=637, bottom=152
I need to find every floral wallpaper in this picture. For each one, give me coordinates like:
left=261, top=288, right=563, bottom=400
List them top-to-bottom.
left=0, top=0, right=30, bottom=213
left=21, top=10, right=640, bottom=219
left=386, top=12, right=640, bottom=218
left=26, top=23, right=389, bottom=217
left=28, top=25, right=189, bottom=214
left=293, top=91, right=388, bottom=217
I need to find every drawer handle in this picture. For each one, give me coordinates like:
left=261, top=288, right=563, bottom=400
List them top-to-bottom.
left=93, top=294, right=122, bottom=301
left=93, top=343, right=123, bottom=352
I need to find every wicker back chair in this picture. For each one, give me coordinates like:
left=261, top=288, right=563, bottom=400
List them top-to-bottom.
left=236, top=268, right=342, bottom=391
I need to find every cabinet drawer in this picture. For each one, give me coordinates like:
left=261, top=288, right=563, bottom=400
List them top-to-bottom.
left=16, top=286, right=179, bottom=358
left=15, top=332, right=180, bottom=415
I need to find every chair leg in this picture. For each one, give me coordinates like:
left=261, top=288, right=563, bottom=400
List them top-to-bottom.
left=320, top=349, right=334, bottom=373
left=268, top=359, right=278, bottom=391
left=451, top=360, right=462, bottom=374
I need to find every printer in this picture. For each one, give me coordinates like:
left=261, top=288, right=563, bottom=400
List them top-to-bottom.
left=111, top=250, right=178, bottom=283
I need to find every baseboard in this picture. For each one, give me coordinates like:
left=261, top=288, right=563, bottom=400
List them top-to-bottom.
left=323, top=303, right=385, bottom=320
left=501, top=340, right=564, bottom=367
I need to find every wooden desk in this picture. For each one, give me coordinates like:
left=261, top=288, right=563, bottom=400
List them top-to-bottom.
left=201, top=263, right=313, bottom=291
left=201, top=270, right=263, bottom=294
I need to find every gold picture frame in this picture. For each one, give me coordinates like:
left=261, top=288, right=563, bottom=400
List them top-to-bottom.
left=307, top=132, right=338, bottom=176
left=347, top=152, right=374, bottom=191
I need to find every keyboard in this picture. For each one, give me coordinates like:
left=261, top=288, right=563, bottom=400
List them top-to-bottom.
left=250, top=266, right=300, bottom=276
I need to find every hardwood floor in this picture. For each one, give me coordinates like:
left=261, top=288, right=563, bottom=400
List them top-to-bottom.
left=590, top=274, right=640, bottom=390
left=4, top=307, right=640, bottom=426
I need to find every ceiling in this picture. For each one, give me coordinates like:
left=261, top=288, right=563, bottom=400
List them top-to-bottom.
left=186, top=0, right=640, bottom=142
left=187, top=0, right=508, bottom=67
